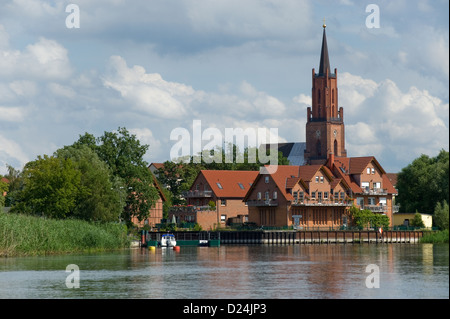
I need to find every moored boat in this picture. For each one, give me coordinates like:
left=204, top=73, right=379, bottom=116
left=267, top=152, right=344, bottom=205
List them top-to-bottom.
left=160, top=234, right=177, bottom=247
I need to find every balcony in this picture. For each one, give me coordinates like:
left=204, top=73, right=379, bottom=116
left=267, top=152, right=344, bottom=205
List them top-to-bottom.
left=359, top=187, right=388, bottom=195
left=183, top=190, right=213, bottom=198
left=247, top=199, right=278, bottom=207
left=292, top=199, right=353, bottom=207
left=169, top=205, right=216, bottom=214
left=365, top=205, right=388, bottom=213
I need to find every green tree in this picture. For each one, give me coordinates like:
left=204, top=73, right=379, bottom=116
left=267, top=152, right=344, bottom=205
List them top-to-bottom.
left=74, top=128, right=159, bottom=226
left=56, top=145, right=126, bottom=222
left=397, top=149, right=449, bottom=214
left=12, top=155, right=82, bottom=218
left=434, top=200, right=449, bottom=230
left=350, top=205, right=389, bottom=229
left=410, top=212, right=425, bottom=228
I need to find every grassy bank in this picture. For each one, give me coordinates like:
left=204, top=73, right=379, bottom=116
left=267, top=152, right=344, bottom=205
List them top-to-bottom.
left=0, top=212, right=130, bottom=257
left=420, top=229, right=449, bottom=244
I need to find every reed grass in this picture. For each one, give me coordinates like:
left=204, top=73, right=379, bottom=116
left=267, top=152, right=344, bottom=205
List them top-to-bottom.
left=0, top=212, right=130, bottom=257
left=420, top=229, right=449, bottom=244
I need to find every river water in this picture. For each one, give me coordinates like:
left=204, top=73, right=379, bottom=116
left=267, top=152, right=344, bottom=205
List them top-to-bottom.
left=0, top=244, right=448, bottom=299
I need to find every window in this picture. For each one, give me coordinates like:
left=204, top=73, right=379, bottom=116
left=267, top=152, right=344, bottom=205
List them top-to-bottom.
left=367, top=168, right=371, bottom=174
left=371, top=168, right=375, bottom=174
left=265, top=176, right=269, bottom=183
left=315, top=176, right=319, bottom=183
left=320, top=176, right=324, bottom=183
left=216, top=182, right=223, bottom=189
left=361, top=182, right=369, bottom=191
left=373, top=182, right=381, bottom=189
left=238, top=183, right=245, bottom=189
left=196, top=184, right=200, bottom=190
left=264, top=191, right=269, bottom=200
left=273, top=191, right=277, bottom=200
left=293, top=191, right=298, bottom=201
left=299, top=191, right=304, bottom=202
left=257, top=192, right=262, bottom=200
left=311, top=192, right=316, bottom=199
left=318, top=192, right=322, bottom=201
left=324, top=192, right=328, bottom=199
left=340, top=192, right=345, bottom=200
left=357, top=197, right=364, bottom=207
left=368, top=197, right=375, bottom=205
left=379, top=197, right=386, bottom=206
left=221, top=199, right=227, bottom=206
left=221, top=215, right=226, bottom=222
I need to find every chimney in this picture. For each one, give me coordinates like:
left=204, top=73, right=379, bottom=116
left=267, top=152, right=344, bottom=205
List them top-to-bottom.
left=328, top=152, right=335, bottom=170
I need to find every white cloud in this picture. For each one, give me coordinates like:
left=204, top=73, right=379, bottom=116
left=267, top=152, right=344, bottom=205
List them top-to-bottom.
left=0, top=31, right=72, bottom=80
left=103, top=56, right=193, bottom=119
left=339, top=72, right=448, bottom=171
left=0, top=134, right=28, bottom=174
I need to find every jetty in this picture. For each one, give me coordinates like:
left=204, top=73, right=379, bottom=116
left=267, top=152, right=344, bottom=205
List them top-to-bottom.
left=141, top=230, right=425, bottom=247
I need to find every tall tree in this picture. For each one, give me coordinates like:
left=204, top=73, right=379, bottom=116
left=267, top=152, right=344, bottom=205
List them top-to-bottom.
left=74, top=128, right=159, bottom=225
left=56, top=145, right=126, bottom=222
left=396, top=149, right=449, bottom=214
left=12, top=155, right=82, bottom=218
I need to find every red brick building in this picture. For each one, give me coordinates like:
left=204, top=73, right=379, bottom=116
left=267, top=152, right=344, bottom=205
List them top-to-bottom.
left=304, top=24, right=347, bottom=165
left=244, top=25, right=398, bottom=229
left=169, top=170, right=258, bottom=230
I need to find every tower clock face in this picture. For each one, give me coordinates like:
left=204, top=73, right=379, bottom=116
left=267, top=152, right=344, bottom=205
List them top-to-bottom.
left=316, top=130, right=321, bottom=138
left=334, top=130, right=337, bottom=137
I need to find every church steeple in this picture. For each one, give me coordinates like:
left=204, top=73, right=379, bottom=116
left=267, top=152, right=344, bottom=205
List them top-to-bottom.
left=304, top=24, right=347, bottom=165
left=318, top=24, right=330, bottom=76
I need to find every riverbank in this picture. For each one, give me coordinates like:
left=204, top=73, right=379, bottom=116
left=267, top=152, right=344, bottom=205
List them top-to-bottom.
left=0, top=212, right=130, bottom=257
left=420, top=229, right=449, bottom=244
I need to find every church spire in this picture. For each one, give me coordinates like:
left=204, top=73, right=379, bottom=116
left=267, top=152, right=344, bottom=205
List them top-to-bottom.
left=318, top=24, right=330, bottom=76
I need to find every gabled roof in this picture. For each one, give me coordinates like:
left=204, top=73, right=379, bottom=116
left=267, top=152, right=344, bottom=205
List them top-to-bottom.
left=349, top=157, right=386, bottom=175
left=298, top=165, right=334, bottom=182
left=197, top=170, right=259, bottom=198
left=386, top=173, right=398, bottom=187
left=382, top=174, right=398, bottom=195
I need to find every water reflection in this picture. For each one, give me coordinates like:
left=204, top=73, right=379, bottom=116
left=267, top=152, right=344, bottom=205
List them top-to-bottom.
left=0, top=244, right=448, bottom=299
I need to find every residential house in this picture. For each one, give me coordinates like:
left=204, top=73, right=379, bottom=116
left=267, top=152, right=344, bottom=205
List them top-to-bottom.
left=244, top=156, right=397, bottom=229
left=169, top=170, right=258, bottom=230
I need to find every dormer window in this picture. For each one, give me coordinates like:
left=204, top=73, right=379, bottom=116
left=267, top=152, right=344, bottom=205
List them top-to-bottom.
left=265, top=176, right=269, bottom=183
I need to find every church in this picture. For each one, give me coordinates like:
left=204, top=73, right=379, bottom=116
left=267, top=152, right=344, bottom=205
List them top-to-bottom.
left=247, top=24, right=398, bottom=229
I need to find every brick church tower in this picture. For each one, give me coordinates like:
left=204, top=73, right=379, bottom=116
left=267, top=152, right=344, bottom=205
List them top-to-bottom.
left=304, top=24, right=347, bottom=165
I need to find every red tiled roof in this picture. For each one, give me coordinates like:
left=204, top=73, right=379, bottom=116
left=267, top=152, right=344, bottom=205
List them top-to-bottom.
left=348, top=157, right=386, bottom=175
left=150, top=163, right=165, bottom=170
left=200, top=170, right=259, bottom=198
left=386, top=173, right=398, bottom=187
left=382, top=174, right=398, bottom=194
left=1, top=177, right=9, bottom=184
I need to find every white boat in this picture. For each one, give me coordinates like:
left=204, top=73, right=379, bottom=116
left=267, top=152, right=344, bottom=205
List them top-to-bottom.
left=160, top=234, right=177, bottom=247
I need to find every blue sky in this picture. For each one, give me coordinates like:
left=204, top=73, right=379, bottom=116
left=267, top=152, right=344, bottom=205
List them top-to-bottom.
left=0, top=0, right=448, bottom=174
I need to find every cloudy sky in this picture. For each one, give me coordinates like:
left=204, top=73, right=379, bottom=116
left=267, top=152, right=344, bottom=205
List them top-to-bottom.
left=0, top=0, right=448, bottom=175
